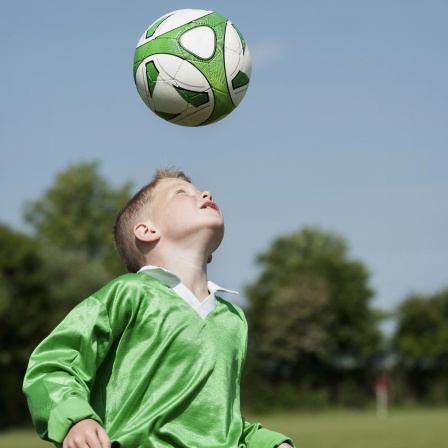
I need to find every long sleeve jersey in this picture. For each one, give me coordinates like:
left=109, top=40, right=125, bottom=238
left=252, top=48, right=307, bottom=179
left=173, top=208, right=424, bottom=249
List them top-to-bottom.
left=23, top=272, right=294, bottom=448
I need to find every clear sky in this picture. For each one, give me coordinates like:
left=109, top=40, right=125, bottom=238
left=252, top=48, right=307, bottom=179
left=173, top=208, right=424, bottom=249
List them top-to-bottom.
left=1, top=0, right=447, bottom=313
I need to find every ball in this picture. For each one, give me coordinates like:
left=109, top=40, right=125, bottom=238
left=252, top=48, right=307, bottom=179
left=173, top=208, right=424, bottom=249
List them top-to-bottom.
left=133, top=9, right=252, bottom=127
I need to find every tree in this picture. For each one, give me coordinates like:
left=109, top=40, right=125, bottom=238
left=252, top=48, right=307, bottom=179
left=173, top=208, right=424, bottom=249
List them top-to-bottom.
left=24, top=161, right=132, bottom=276
left=0, top=162, right=133, bottom=427
left=0, top=224, right=115, bottom=428
left=0, top=225, right=50, bottom=427
left=244, top=227, right=382, bottom=408
left=39, top=245, right=116, bottom=326
left=251, top=273, right=333, bottom=373
left=392, top=289, right=448, bottom=403
left=394, top=290, right=448, bottom=362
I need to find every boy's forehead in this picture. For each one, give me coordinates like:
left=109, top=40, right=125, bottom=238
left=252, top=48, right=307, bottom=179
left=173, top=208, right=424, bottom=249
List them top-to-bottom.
left=154, top=178, right=199, bottom=195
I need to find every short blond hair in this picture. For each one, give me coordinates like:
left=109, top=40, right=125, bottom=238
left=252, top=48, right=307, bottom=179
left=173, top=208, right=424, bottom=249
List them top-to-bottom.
left=113, top=167, right=191, bottom=272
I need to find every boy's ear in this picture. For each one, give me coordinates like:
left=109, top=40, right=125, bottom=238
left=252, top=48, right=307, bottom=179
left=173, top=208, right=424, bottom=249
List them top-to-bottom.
left=134, top=221, right=160, bottom=243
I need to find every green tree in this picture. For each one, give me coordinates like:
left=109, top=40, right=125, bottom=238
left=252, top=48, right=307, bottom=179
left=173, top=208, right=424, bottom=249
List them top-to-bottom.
left=24, top=161, right=132, bottom=276
left=0, top=162, right=133, bottom=427
left=0, top=224, right=115, bottom=428
left=0, top=225, right=50, bottom=427
left=244, top=227, right=382, bottom=408
left=39, top=245, right=115, bottom=327
left=251, top=273, right=334, bottom=373
left=392, top=289, right=448, bottom=403
left=394, top=290, right=448, bottom=362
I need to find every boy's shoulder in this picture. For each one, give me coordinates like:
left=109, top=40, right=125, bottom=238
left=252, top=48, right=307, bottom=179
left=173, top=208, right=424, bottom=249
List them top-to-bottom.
left=98, top=271, right=161, bottom=291
left=74, top=272, right=172, bottom=326
left=90, top=272, right=166, bottom=305
left=215, top=294, right=247, bottom=322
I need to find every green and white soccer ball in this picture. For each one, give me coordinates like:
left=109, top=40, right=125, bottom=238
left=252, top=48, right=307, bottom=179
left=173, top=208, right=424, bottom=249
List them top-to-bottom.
left=133, top=9, right=252, bottom=127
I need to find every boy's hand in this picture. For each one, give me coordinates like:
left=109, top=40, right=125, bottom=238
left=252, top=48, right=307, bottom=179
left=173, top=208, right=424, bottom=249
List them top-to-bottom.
left=63, top=418, right=111, bottom=448
left=277, top=444, right=293, bottom=448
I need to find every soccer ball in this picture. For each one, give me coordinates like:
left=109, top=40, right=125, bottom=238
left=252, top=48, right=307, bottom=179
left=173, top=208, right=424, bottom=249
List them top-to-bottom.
left=133, top=9, right=252, bottom=127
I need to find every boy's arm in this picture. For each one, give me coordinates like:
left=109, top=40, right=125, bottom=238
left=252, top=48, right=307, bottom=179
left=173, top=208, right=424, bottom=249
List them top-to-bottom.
left=23, top=296, right=113, bottom=444
left=242, top=418, right=296, bottom=448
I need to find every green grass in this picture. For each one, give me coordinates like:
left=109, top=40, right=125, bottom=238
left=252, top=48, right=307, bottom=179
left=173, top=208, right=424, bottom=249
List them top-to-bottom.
left=1, top=408, right=448, bottom=447
left=248, top=408, right=448, bottom=448
left=0, top=428, right=51, bottom=447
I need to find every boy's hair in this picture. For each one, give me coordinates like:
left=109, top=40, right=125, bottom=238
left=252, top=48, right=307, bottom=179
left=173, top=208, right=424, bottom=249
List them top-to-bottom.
left=114, top=167, right=191, bottom=273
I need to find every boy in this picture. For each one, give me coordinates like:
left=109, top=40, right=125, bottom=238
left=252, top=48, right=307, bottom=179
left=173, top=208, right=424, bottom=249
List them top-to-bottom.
left=23, top=168, right=295, bottom=448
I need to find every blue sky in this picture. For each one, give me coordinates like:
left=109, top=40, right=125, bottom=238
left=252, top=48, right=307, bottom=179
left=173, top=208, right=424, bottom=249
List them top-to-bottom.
left=1, top=0, right=447, bottom=313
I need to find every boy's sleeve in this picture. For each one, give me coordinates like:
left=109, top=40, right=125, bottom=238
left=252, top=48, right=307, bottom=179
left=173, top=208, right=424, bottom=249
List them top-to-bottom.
left=23, top=296, right=113, bottom=444
left=242, top=418, right=296, bottom=448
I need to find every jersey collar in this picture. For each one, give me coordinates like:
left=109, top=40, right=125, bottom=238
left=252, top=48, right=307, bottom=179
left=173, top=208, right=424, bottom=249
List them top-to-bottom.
left=138, top=265, right=238, bottom=320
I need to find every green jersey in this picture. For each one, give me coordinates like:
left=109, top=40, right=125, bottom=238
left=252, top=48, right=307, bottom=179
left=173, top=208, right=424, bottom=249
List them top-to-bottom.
left=23, top=272, right=293, bottom=448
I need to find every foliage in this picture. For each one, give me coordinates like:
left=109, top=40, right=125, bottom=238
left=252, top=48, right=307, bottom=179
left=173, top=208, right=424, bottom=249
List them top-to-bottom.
left=24, top=161, right=132, bottom=277
left=1, top=162, right=135, bottom=427
left=0, top=224, right=116, bottom=428
left=0, top=225, right=50, bottom=427
left=0, top=225, right=50, bottom=362
left=244, top=227, right=383, bottom=407
left=246, top=227, right=381, bottom=365
left=40, top=245, right=115, bottom=328
left=255, top=274, right=333, bottom=371
left=392, top=289, right=448, bottom=403
left=394, top=289, right=448, bottom=363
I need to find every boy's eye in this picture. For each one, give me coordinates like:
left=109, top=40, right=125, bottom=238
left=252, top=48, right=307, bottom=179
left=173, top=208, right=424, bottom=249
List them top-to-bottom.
left=175, top=189, right=186, bottom=194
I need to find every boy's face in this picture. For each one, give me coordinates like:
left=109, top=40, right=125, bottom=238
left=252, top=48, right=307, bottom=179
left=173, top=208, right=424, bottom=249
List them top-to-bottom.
left=148, top=178, right=224, bottom=249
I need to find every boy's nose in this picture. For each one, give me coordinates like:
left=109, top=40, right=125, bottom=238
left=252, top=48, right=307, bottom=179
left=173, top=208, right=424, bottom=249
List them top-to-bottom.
left=201, top=190, right=213, bottom=201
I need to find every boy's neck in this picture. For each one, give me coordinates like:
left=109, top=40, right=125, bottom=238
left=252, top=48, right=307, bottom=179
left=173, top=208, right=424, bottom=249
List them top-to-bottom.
left=149, top=250, right=210, bottom=302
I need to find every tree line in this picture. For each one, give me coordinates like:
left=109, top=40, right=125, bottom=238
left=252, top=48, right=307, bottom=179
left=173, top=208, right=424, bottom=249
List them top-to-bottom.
left=1, top=162, right=447, bottom=428
left=242, top=228, right=448, bottom=411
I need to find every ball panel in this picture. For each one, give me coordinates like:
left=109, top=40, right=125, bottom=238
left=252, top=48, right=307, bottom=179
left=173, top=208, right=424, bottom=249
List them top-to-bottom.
left=136, top=9, right=213, bottom=48
left=156, top=9, right=212, bottom=37
left=136, top=11, right=174, bottom=47
left=145, top=14, right=171, bottom=39
left=224, top=22, right=251, bottom=107
left=224, top=22, right=244, bottom=77
left=233, top=25, right=248, bottom=53
left=180, top=26, right=216, bottom=60
left=134, top=53, right=215, bottom=127
left=145, top=60, right=159, bottom=98
left=135, top=61, right=154, bottom=109
left=232, top=70, right=250, bottom=90
left=175, top=87, right=209, bottom=108
left=154, top=110, right=180, bottom=122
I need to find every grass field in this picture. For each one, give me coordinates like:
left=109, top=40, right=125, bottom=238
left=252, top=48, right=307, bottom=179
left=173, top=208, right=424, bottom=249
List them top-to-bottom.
left=1, top=408, right=447, bottom=447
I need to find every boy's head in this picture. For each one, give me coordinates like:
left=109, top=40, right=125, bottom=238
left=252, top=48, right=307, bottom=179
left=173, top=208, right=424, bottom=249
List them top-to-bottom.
left=114, top=167, right=224, bottom=272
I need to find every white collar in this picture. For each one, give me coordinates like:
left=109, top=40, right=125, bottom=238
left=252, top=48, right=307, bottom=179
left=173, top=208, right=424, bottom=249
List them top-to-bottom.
left=138, top=265, right=238, bottom=320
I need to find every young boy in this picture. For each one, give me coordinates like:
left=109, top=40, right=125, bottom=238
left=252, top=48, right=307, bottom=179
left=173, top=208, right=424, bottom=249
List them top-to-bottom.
left=23, top=168, right=295, bottom=448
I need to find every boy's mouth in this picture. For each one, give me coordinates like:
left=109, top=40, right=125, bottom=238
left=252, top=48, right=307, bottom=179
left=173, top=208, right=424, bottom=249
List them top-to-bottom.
left=201, top=201, right=219, bottom=211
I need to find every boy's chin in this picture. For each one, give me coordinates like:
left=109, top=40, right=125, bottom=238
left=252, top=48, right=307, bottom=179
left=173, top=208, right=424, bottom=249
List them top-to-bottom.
left=208, top=226, right=225, bottom=252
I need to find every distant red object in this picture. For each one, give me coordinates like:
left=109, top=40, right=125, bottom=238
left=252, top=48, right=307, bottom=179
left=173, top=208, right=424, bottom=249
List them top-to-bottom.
left=375, top=374, right=388, bottom=418
left=375, top=375, right=387, bottom=392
